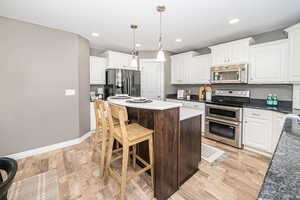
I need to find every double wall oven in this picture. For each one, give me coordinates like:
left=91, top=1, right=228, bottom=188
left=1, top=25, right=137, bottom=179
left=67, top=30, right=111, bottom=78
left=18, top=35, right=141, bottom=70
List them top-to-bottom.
left=204, top=90, right=250, bottom=148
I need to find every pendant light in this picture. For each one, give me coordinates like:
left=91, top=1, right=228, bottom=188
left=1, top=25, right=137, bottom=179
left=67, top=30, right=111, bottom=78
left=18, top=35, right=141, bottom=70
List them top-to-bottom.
left=156, top=6, right=166, bottom=62
left=130, top=24, right=139, bottom=68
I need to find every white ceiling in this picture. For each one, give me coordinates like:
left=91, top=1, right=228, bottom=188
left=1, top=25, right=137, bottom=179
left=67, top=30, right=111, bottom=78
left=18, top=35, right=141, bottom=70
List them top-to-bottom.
left=1, top=0, right=300, bottom=53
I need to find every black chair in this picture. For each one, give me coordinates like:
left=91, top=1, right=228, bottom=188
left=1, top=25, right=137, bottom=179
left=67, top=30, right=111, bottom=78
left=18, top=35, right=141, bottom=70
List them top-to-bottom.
left=0, top=158, right=18, bottom=200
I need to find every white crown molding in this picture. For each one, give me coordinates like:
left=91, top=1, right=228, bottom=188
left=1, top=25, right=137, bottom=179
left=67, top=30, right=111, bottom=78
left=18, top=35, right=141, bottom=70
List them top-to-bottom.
left=285, top=22, right=300, bottom=33
left=5, top=131, right=93, bottom=160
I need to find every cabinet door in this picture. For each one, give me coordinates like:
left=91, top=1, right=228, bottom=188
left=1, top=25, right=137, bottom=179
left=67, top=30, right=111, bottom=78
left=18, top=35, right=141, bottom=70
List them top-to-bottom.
left=289, top=29, right=300, bottom=82
left=249, top=40, right=288, bottom=83
left=230, top=43, right=249, bottom=64
left=211, top=46, right=227, bottom=66
left=106, top=51, right=133, bottom=69
left=191, top=54, right=211, bottom=84
left=171, top=55, right=184, bottom=84
left=90, top=56, right=106, bottom=84
left=293, top=85, right=300, bottom=109
left=271, top=112, right=286, bottom=153
left=244, top=116, right=271, bottom=152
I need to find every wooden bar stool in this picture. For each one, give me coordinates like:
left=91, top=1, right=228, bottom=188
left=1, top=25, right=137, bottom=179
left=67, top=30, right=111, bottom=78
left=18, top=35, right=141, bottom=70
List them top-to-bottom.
left=91, top=99, right=109, bottom=177
left=92, top=100, right=124, bottom=177
left=105, top=103, right=154, bottom=200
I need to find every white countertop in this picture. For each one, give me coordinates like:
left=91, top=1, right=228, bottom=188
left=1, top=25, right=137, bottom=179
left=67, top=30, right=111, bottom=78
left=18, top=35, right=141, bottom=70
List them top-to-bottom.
left=108, top=98, right=182, bottom=110
left=180, top=107, right=204, bottom=121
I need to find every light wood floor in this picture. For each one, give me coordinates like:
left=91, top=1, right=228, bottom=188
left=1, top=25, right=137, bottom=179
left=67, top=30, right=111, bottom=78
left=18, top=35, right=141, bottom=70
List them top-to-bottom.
left=14, top=137, right=270, bottom=200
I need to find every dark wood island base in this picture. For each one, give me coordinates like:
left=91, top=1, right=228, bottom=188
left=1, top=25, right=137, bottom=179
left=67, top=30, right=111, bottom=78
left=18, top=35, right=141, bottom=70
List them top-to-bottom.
left=127, top=107, right=202, bottom=200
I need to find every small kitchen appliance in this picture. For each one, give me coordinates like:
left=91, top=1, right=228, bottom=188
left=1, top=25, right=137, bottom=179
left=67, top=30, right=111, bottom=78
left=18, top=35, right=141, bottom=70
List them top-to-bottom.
left=210, top=64, right=248, bottom=84
left=177, top=90, right=185, bottom=99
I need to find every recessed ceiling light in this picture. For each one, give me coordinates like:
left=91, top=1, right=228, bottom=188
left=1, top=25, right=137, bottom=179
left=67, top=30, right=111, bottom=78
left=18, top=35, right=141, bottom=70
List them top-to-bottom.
left=229, top=18, right=240, bottom=24
left=91, top=32, right=99, bottom=37
left=176, top=38, right=182, bottom=42
left=136, top=43, right=141, bottom=47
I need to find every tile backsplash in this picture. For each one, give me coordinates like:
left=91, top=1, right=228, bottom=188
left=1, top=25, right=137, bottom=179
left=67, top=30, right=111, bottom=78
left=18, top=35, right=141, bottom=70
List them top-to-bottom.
left=174, top=84, right=293, bottom=101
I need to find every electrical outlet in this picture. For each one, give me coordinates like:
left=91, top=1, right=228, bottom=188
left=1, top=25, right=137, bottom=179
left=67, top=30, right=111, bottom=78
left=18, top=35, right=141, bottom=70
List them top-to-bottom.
left=65, top=89, right=75, bottom=96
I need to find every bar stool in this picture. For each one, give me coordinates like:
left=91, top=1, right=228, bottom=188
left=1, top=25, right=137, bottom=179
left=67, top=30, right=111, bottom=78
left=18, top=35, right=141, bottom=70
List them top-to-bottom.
left=91, top=99, right=109, bottom=177
left=92, top=100, right=124, bottom=177
left=105, top=103, right=154, bottom=200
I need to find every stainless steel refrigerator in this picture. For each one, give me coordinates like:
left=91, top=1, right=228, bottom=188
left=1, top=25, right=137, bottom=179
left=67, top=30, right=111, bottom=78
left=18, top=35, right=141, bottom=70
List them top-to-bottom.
left=104, top=69, right=141, bottom=99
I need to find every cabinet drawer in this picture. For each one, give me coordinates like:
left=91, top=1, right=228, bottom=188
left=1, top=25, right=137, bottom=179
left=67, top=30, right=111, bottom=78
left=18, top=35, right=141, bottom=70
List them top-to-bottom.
left=183, top=102, right=205, bottom=110
left=244, top=108, right=272, bottom=120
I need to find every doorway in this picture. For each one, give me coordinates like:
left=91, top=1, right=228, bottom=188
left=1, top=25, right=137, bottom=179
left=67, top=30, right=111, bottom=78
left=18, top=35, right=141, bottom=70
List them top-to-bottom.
left=140, top=59, right=164, bottom=100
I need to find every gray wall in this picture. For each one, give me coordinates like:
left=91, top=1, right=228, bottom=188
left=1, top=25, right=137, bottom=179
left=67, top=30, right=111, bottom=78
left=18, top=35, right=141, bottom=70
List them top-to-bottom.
left=0, top=17, right=90, bottom=155
left=78, top=37, right=90, bottom=136
left=174, top=84, right=293, bottom=101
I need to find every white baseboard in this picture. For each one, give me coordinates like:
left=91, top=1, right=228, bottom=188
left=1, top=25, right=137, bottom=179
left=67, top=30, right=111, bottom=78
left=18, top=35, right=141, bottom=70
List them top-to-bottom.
left=6, top=131, right=93, bottom=160
left=244, top=146, right=272, bottom=158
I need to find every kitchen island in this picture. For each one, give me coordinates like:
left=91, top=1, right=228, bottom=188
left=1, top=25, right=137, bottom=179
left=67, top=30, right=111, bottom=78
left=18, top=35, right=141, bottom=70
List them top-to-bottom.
left=108, top=98, right=202, bottom=200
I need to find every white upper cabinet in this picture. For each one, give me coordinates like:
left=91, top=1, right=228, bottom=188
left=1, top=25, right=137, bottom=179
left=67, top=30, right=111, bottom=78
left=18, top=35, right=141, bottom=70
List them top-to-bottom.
left=285, top=23, right=300, bottom=83
left=209, top=38, right=254, bottom=66
left=249, top=40, right=289, bottom=84
left=101, top=50, right=136, bottom=70
left=171, top=51, right=199, bottom=84
left=171, top=53, right=185, bottom=84
left=190, top=54, right=212, bottom=84
left=90, top=56, right=106, bottom=85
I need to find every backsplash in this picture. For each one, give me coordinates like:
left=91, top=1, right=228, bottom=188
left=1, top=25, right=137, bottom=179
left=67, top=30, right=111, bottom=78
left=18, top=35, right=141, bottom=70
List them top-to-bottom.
left=173, top=84, right=293, bottom=101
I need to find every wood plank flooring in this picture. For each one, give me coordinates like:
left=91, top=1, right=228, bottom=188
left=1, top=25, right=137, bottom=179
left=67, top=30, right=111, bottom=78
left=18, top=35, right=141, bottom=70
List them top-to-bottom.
left=14, top=137, right=270, bottom=200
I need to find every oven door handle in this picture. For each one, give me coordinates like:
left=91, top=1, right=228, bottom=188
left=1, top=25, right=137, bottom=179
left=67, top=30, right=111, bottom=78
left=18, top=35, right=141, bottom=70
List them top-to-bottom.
left=206, top=104, right=241, bottom=111
left=206, top=116, right=240, bottom=126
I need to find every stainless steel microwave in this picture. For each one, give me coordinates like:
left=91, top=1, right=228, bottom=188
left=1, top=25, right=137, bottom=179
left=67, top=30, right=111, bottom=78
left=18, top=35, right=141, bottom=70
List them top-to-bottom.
left=210, top=64, right=248, bottom=84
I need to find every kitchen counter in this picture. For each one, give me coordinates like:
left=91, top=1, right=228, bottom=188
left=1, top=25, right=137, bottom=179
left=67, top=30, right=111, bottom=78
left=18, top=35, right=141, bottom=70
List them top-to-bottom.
left=166, top=94, right=293, bottom=114
left=108, top=98, right=182, bottom=110
left=245, top=99, right=293, bottom=114
left=180, top=107, right=204, bottom=121
left=258, top=114, right=300, bottom=200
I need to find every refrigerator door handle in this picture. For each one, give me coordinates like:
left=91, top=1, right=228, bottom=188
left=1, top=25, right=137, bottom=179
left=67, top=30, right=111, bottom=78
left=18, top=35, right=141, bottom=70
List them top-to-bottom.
left=128, top=77, right=131, bottom=96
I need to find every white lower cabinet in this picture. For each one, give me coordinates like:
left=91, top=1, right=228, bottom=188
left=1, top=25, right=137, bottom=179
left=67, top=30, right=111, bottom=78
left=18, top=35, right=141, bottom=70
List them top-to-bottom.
left=293, top=85, right=300, bottom=109
left=90, top=102, right=96, bottom=131
left=243, top=108, right=286, bottom=156
left=271, top=112, right=286, bottom=153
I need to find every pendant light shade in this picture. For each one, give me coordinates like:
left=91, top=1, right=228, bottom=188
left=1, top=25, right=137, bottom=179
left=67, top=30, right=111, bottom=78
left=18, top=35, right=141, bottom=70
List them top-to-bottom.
left=156, top=6, right=166, bottom=62
left=130, top=24, right=139, bottom=69
left=156, top=49, right=166, bottom=62
left=130, top=55, right=138, bottom=67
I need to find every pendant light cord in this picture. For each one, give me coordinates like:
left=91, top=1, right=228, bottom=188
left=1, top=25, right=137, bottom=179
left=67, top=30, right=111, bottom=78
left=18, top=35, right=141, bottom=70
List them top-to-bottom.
left=159, top=11, right=162, bottom=49
left=133, top=28, right=136, bottom=54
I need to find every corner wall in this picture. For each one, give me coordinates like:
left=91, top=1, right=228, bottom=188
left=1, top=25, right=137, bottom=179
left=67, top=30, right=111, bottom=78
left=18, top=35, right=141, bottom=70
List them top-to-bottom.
left=0, top=17, right=90, bottom=155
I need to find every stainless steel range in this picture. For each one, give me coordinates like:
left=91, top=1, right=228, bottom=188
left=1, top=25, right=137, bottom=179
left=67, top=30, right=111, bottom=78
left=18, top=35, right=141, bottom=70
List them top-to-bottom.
left=204, top=89, right=250, bottom=148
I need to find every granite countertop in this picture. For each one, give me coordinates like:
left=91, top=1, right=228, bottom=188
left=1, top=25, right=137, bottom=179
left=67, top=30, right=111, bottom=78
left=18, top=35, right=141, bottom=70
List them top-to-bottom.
left=166, top=94, right=293, bottom=114
left=108, top=98, right=182, bottom=110
left=180, top=107, right=203, bottom=121
left=258, top=115, right=300, bottom=200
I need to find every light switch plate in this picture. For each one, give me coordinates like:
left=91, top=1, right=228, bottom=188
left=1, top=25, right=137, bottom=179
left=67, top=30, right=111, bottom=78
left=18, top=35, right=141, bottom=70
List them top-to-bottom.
left=65, top=89, right=76, bottom=96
